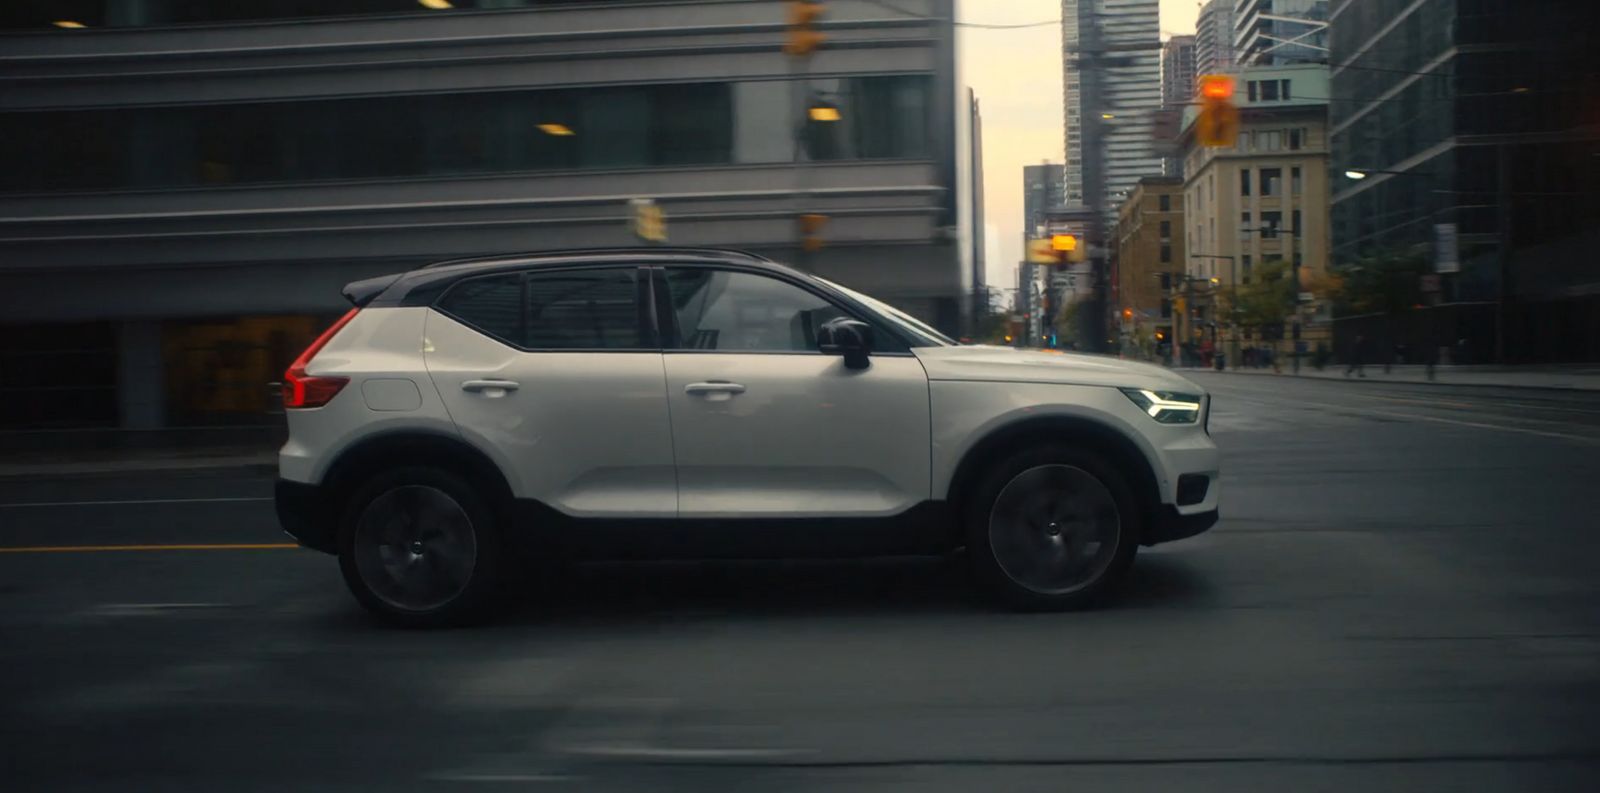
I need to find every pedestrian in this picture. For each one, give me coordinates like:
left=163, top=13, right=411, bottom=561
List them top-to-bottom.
left=1346, top=334, right=1367, bottom=378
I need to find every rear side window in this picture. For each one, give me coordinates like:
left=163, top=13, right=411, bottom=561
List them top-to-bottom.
left=436, top=267, right=646, bottom=350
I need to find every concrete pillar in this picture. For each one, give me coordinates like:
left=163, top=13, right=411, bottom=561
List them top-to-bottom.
left=117, top=321, right=166, bottom=429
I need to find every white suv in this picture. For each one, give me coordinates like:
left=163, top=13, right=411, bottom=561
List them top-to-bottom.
left=275, top=248, right=1218, bottom=626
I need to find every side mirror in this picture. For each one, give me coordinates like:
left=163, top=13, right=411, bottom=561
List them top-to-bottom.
left=818, top=317, right=873, bottom=370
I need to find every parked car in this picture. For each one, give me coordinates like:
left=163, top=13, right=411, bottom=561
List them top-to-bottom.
left=275, top=248, right=1219, bottom=626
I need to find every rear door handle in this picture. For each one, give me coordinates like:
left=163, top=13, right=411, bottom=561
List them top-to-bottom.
left=462, top=379, right=520, bottom=393
left=684, top=381, right=746, bottom=396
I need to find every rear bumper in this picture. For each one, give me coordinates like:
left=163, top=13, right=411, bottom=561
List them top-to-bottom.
left=275, top=479, right=338, bottom=554
left=1145, top=505, right=1218, bottom=545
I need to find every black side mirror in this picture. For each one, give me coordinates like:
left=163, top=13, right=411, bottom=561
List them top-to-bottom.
left=818, top=317, right=873, bottom=370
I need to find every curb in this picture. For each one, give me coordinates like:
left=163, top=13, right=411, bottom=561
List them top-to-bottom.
left=1182, top=367, right=1600, bottom=393
left=0, top=455, right=278, bottom=481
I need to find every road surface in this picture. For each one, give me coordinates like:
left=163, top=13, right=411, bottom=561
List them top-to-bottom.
left=3, top=373, right=1598, bottom=791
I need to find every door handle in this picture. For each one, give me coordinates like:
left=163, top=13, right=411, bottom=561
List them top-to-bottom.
left=462, top=379, right=520, bottom=393
left=684, top=381, right=746, bottom=396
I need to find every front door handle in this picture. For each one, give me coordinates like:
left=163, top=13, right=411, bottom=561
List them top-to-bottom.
left=462, top=379, right=520, bottom=393
left=684, top=381, right=746, bottom=396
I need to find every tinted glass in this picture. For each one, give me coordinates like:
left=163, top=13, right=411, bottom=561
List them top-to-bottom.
left=437, top=268, right=642, bottom=349
left=525, top=268, right=642, bottom=349
left=665, top=270, right=852, bottom=353
left=437, top=274, right=523, bottom=345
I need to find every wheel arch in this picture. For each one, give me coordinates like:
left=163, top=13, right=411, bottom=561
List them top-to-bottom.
left=944, top=414, right=1163, bottom=540
left=322, top=430, right=515, bottom=515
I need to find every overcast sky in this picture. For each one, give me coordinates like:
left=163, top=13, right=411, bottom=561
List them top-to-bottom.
left=959, top=0, right=1201, bottom=288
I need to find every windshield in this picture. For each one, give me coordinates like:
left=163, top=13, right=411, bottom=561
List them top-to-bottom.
left=814, top=277, right=958, bottom=348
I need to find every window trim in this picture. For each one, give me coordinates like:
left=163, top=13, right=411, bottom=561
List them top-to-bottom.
left=652, top=263, right=919, bottom=356
left=432, top=264, right=657, bottom=353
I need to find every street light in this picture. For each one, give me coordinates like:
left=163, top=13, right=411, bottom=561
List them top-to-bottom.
left=1344, top=170, right=1370, bottom=180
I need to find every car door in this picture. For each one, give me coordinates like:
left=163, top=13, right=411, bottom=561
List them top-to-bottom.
left=425, top=265, right=676, bottom=518
left=656, top=265, right=932, bottom=518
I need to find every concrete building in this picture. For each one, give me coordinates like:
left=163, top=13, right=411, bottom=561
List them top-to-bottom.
left=0, top=0, right=960, bottom=429
left=1060, top=0, right=1162, bottom=211
left=1195, top=0, right=1236, bottom=77
left=1235, top=0, right=1328, bottom=67
left=1328, top=0, right=1600, bottom=363
left=1160, top=35, right=1197, bottom=176
left=1161, top=35, right=1197, bottom=108
left=1177, top=64, right=1332, bottom=363
left=1023, top=163, right=1066, bottom=244
left=1112, top=177, right=1185, bottom=356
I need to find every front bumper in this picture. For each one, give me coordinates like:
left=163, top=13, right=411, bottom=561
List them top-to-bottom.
left=275, top=479, right=338, bottom=555
left=1145, top=505, right=1219, bottom=545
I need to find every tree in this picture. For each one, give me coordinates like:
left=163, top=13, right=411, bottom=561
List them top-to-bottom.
left=1335, top=248, right=1427, bottom=317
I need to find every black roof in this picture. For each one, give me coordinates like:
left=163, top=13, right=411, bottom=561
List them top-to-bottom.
left=349, top=247, right=794, bottom=308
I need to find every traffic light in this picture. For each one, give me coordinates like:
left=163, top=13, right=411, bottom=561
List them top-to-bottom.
left=785, top=1, right=825, bottom=56
left=1196, top=74, right=1239, bottom=148
left=630, top=198, right=666, bottom=243
left=799, top=212, right=828, bottom=252
left=1122, top=308, right=1134, bottom=321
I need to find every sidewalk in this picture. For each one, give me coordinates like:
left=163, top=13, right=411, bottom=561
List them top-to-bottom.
left=1183, top=363, right=1600, bottom=391
left=0, top=427, right=280, bottom=479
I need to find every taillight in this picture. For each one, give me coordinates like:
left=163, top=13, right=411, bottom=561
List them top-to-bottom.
left=282, top=308, right=359, bottom=409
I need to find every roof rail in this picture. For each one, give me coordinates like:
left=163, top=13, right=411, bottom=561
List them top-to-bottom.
left=420, top=247, right=773, bottom=270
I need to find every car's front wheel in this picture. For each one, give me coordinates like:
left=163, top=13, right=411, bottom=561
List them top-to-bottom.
left=965, top=445, right=1140, bottom=610
left=337, top=466, right=506, bottom=627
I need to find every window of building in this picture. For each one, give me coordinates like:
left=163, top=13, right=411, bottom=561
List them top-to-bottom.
left=0, top=75, right=932, bottom=193
left=1261, top=80, right=1279, bottom=101
left=1281, top=80, right=1292, bottom=100
left=1247, top=81, right=1258, bottom=102
left=1289, top=128, right=1302, bottom=150
left=1261, top=130, right=1283, bottom=151
left=1237, top=132, right=1251, bottom=150
left=1291, top=166, right=1303, bottom=195
left=1260, top=167, right=1282, bottom=196
left=1240, top=168, right=1251, bottom=196
left=1209, top=172, right=1215, bottom=200
left=1159, top=194, right=1170, bottom=211
left=1292, top=209, right=1302, bottom=235
left=1262, top=211, right=1283, bottom=238
left=1240, top=212, right=1252, bottom=239
left=1159, top=220, right=1171, bottom=239
left=1160, top=244, right=1172, bottom=263
left=1241, top=254, right=1252, bottom=284
left=438, top=268, right=646, bottom=350
left=665, top=269, right=850, bottom=352
left=1160, top=273, right=1173, bottom=291
left=1160, top=298, right=1172, bottom=319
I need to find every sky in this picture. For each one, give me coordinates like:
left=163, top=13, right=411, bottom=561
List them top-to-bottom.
left=959, top=0, right=1201, bottom=288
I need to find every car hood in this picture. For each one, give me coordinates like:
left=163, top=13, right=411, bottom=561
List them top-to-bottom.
left=912, top=345, right=1203, bottom=392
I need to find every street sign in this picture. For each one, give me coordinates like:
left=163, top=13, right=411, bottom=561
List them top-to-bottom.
left=1434, top=223, right=1459, bottom=273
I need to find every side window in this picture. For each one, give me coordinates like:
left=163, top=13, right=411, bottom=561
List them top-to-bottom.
left=437, top=267, right=644, bottom=349
left=524, top=268, right=642, bottom=349
left=663, top=269, right=905, bottom=353
left=436, top=274, right=523, bottom=345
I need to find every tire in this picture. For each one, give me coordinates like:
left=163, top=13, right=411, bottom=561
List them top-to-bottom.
left=964, top=445, right=1141, bottom=611
left=337, top=466, right=508, bottom=628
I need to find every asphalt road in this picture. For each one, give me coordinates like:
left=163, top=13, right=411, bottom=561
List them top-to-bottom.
left=3, top=373, right=1598, bottom=792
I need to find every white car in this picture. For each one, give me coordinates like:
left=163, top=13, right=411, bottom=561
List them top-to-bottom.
left=275, top=248, right=1218, bottom=626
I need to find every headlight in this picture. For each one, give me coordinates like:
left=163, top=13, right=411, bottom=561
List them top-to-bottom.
left=1120, top=388, right=1203, bottom=424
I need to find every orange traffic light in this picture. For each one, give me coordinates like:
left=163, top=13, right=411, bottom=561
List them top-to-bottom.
left=785, top=1, right=826, bottom=56
left=1196, top=74, right=1240, bottom=148
left=799, top=212, right=828, bottom=252
left=1050, top=234, right=1077, bottom=252
left=1122, top=308, right=1134, bottom=320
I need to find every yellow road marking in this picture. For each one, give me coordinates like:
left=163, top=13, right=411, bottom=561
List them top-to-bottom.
left=0, top=543, right=298, bottom=554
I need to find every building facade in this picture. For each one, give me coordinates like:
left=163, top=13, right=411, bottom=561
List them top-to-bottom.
left=0, top=0, right=961, bottom=429
left=1060, top=0, right=1163, bottom=210
left=1195, top=0, right=1236, bottom=77
left=1234, top=0, right=1328, bottom=66
left=1328, top=0, right=1600, bottom=363
left=1160, top=35, right=1197, bottom=176
left=1178, top=65, right=1332, bottom=364
left=968, top=88, right=987, bottom=333
left=1023, top=163, right=1066, bottom=244
left=1112, top=177, right=1185, bottom=357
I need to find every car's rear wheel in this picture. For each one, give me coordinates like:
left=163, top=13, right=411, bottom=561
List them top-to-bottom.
left=965, top=445, right=1140, bottom=610
left=338, top=466, right=506, bottom=627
